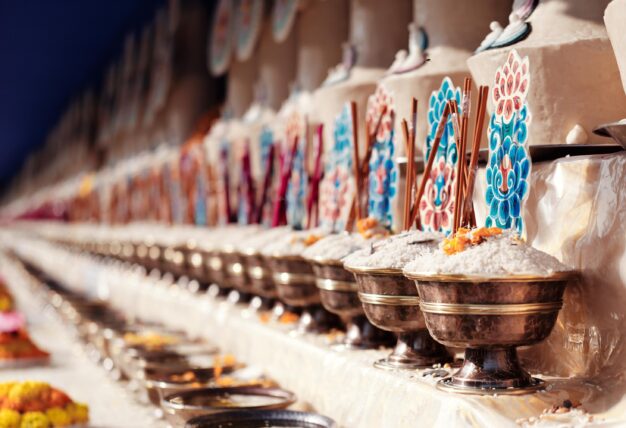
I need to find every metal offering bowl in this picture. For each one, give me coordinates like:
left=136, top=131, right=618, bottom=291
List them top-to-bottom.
left=185, top=246, right=207, bottom=284
left=220, top=248, right=255, bottom=297
left=241, top=249, right=277, bottom=300
left=268, top=255, right=340, bottom=333
left=268, top=255, right=320, bottom=307
left=309, top=258, right=393, bottom=349
left=344, top=265, right=451, bottom=370
left=404, top=271, right=575, bottom=394
left=142, top=365, right=238, bottom=407
left=161, top=386, right=296, bottom=427
left=185, top=410, right=337, bottom=428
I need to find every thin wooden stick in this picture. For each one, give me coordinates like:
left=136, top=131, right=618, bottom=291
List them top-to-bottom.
left=456, top=78, right=472, bottom=229
left=461, top=86, right=489, bottom=228
left=410, top=97, right=418, bottom=156
left=350, top=101, right=362, bottom=221
left=412, top=101, right=452, bottom=229
left=360, top=105, right=388, bottom=178
left=450, top=107, right=463, bottom=233
left=402, top=119, right=415, bottom=231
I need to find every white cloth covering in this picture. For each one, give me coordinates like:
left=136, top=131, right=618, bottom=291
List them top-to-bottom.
left=6, top=236, right=626, bottom=428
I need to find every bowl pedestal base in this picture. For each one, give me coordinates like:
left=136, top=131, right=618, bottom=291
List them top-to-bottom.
left=295, top=305, right=342, bottom=334
left=331, top=315, right=394, bottom=350
left=374, top=330, right=452, bottom=370
left=438, top=347, right=544, bottom=395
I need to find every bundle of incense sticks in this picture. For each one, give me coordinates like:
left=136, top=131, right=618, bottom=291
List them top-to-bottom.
left=452, top=78, right=472, bottom=233
left=461, top=85, right=489, bottom=229
left=402, top=98, right=418, bottom=231
left=411, top=100, right=452, bottom=230
left=345, top=101, right=389, bottom=231
left=350, top=101, right=363, bottom=221
left=306, top=124, right=324, bottom=229
left=271, top=136, right=299, bottom=227
left=240, top=141, right=256, bottom=224
left=255, top=142, right=275, bottom=224
left=220, top=146, right=234, bottom=223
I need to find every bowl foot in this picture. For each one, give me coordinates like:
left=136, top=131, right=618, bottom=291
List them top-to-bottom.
left=227, top=290, right=252, bottom=304
left=296, top=305, right=342, bottom=334
left=334, top=316, right=395, bottom=350
left=374, top=330, right=453, bottom=370
left=441, top=347, right=544, bottom=394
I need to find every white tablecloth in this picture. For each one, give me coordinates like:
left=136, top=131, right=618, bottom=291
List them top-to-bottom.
left=7, top=237, right=626, bottom=428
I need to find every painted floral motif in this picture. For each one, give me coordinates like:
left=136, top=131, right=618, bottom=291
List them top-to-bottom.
left=209, top=0, right=234, bottom=76
left=235, top=0, right=263, bottom=61
left=272, top=0, right=299, bottom=43
left=486, top=49, right=531, bottom=235
left=419, top=77, right=461, bottom=235
left=366, top=86, right=397, bottom=229
left=319, top=104, right=355, bottom=232
left=285, top=111, right=307, bottom=229
left=286, top=139, right=307, bottom=229
left=419, top=157, right=455, bottom=232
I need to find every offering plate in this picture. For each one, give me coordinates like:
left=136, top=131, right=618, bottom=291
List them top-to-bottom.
left=268, top=255, right=340, bottom=333
left=309, top=257, right=393, bottom=349
left=345, top=265, right=452, bottom=370
left=404, top=271, right=575, bottom=394
left=161, top=386, right=296, bottom=427
left=185, top=409, right=337, bottom=428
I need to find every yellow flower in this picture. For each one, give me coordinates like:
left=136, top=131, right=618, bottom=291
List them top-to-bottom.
left=0, top=296, right=12, bottom=312
left=8, top=382, right=50, bottom=402
left=0, top=383, right=17, bottom=400
left=70, top=404, right=88, bottom=424
left=44, top=408, right=70, bottom=427
left=0, top=409, right=21, bottom=428
left=19, top=412, right=49, bottom=428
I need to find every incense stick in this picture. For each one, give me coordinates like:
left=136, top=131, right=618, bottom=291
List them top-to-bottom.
left=455, top=78, right=472, bottom=230
left=461, top=86, right=489, bottom=227
left=411, top=100, right=452, bottom=229
left=350, top=101, right=362, bottom=221
left=361, top=105, right=388, bottom=178
left=450, top=108, right=463, bottom=233
left=402, top=119, right=415, bottom=231
left=306, top=124, right=324, bottom=229
left=271, top=136, right=299, bottom=227
left=255, top=142, right=275, bottom=224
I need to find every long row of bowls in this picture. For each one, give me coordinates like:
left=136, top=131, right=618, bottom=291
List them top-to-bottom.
left=39, top=222, right=574, bottom=395
left=17, top=260, right=337, bottom=428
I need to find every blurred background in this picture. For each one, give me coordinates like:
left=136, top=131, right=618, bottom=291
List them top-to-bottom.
left=0, top=0, right=223, bottom=199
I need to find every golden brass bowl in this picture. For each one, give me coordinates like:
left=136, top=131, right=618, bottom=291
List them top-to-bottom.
left=240, top=249, right=278, bottom=300
left=268, top=255, right=340, bottom=333
left=309, top=258, right=393, bottom=349
left=345, top=265, right=452, bottom=370
left=404, top=271, right=576, bottom=394
left=161, top=386, right=296, bottom=427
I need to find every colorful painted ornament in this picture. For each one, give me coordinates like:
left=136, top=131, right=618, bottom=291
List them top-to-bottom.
left=209, top=0, right=234, bottom=76
left=235, top=0, right=263, bottom=61
left=272, top=0, right=299, bottom=43
left=485, top=49, right=532, bottom=235
left=419, top=77, right=461, bottom=235
left=366, top=86, right=398, bottom=229
left=319, top=104, right=355, bottom=232
left=285, top=111, right=307, bottom=229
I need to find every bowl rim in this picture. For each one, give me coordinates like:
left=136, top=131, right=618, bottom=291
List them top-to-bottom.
left=305, top=256, right=344, bottom=267
left=343, top=264, right=403, bottom=275
left=402, top=270, right=578, bottom=282
left=161, top=385, right=297, bottom=412
left=184, top=409, right=337, bottom=428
